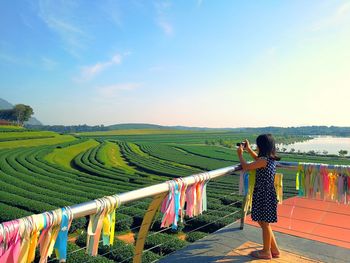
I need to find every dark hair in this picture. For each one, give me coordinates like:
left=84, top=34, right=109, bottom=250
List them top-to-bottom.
left=256, top=134, right=280, bottom=161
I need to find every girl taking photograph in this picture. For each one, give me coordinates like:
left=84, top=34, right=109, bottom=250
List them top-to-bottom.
left=237, top=134, right=281, bottom=259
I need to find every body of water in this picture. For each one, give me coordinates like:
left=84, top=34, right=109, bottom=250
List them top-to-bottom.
left=278, top=136, right=350, bottom=155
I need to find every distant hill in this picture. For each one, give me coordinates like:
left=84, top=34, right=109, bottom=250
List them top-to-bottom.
left=0, top=98, right=42, bottom=125
left=0, top=98, right=13, bottom=109
left=26, top=123, right=350, bottom=136
left=26, top=123, right=231, bottom=133
left=107, top=123, right=221, bottom=131
left=108, top=123, right=166, bottom=130
left=234, top=126, right=350, bottom=137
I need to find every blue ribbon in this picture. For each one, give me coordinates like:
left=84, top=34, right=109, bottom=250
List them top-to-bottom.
left=243, top=172, right=249, bottom=196
left=173, top=182, right=180, bottom=230
left=54, top=208, right=69, bottom=260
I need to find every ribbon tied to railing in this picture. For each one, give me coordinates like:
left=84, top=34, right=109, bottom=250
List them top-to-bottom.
left=296, top=163, right=350, bottom=204
left=239, top=170, right=283, bottom=212
left=160, top=173, right=210, bottom=230
left=0, top=194, right=120, bottom=263
left=86, top=194, right=120, bottom=256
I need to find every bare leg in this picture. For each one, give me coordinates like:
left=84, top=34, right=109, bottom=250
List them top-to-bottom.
left=258, top=221, right=272, bottom=256
left=270, top=227, right=280, bottom=255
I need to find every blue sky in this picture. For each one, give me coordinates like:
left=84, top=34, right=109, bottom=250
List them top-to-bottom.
left=0, top=0, right=349, bottom=127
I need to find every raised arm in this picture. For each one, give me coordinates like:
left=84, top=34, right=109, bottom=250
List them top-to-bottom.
left=244, top=139, right=258, bottom=160
left=237, top=144, right=266, bottom=171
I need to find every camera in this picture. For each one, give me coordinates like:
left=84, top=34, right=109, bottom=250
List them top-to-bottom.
left=236, top=142, right=247, bottom=147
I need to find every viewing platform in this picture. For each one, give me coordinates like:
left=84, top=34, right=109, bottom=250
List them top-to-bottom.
left=160, top=197, right=350, bottom=263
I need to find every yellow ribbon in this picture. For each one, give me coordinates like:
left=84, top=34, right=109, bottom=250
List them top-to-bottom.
left=274, top=173, right=283, bottom=204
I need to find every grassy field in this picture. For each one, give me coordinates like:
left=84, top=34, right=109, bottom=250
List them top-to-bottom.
left=0, top=125, right=348, bottom=262
left=0, top=125, right=25, bottom=131
left=76, top=129, right=200, bottom=136
left=0, top=134, right=76, bottom=149
left=45, top=139, right=99, bottom=170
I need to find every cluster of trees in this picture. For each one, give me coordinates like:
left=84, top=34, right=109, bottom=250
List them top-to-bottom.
left=0, top=104, right=33, bottom=125
left=26, top=124, right=109, bottom=133
left=235, top=126, right=350, bottom=137
left=204, top=139, right=235, bottom=148
left=277, top=147, right=349, bottom=157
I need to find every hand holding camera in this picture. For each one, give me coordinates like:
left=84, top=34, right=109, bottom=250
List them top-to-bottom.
left=236, top=139, right=251, bottom=151
left=236, top=142, right=247, bottom=148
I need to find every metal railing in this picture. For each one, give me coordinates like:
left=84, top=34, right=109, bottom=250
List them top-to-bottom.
left=1, top=160, right=349, bottom=262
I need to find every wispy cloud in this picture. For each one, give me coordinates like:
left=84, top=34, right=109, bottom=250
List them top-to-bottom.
left=37, top=0, right=89, bottom=56
left=101, top=0, right=123, bottom=28
left=196, top=0, right=203, bottom=7
left=154, top=1, right=174, bottom=36
left=310, top=2, right=350, bottom=31
left=158, top=20, right=173, bottom=36
left=0, top=49, right=33, bottom=67
left=0, top=52, right=19, bottom=64
left=76, top=52, right=129, bottom=82
left=41, top=57, right=57, bottom=70
left=148, top=65, right=164, bottom=72
left=97, top=82, right=142, bottom=98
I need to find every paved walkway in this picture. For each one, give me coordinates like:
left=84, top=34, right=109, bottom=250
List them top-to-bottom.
left=159, top=221, right=350, bottom=263
left=216, top=241, right=322, bottom=262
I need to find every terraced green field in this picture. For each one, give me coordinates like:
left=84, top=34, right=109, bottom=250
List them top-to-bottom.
left=0, top=126, right=348, bottom=262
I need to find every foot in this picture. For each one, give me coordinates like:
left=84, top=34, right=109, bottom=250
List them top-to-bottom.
left=271, top=249, right=281, bottom=258
left=250, top=250, right=272, bottom=259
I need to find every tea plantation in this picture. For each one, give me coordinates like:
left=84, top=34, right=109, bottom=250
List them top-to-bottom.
left=0, top=127, right=346, bottom=262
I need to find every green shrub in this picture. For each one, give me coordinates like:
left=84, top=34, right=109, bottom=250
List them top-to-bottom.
left=219, top=195, right=241, bottom=206
left=0, top=202, right=30, bottom=222
left=121, top=207, right=146, bottom=227
left=116, top=213, right=133, bottom=232
left=149, top=213, right=184, bottom=233
left=184, top=214, right=233, bottom=233
left=69, top=217, right=87, bottom=233
left=186, top=231, right=207, bottom=242
left=75, top=232, right=87, bottom=248
left=76, top=232, right=136, bottom=263
left=144, top=232, right=188, bottom=256
left=100, top=241, right=135, bottom=263
left=49, top=243, right=114, bottom=263
left=142, top=250, right=162, bottom=262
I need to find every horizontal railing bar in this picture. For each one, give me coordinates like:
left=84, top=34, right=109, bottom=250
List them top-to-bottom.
left=1, top=160, right=348, bottom=239
left=70, top=164, right=241, bottom=218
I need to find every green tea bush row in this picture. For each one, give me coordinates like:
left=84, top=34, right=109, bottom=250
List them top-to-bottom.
left=118, top=142, right=190, bottom=177
left=138, top=143, right=232, bottom=171
left=185, top=231, right=208, bottom=242
left=144, top=232, right=188, bottom=256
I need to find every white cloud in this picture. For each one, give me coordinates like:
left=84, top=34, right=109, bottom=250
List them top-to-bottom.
left=37, top=0, right=89, bottom=56
left=101, top=0, right=123, bottom=28
left=196, top=0, right=203, bottom=7
left=154, top=1, right=174, bottom=36
left=310, top=2, right=350, bottom=31
left=158, top=20, right=173, bottom=36
left=0, top=50, right=33, bottom=67
left=0, top=52, right=19, bottom=64
left=77, top=53, right=128, bottom=82
left=41, top=57, right=57, bottom=70
left=148, top=65, right=164, bottom=72
left=97, top=83, right=142, bottom=97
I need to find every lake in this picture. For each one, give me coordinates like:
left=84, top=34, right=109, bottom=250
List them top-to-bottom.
left=278, top=136, right=350, bottom=155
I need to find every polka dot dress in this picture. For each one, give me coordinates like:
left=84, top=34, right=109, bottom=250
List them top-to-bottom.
left=251, top=157, right=278, bottom=223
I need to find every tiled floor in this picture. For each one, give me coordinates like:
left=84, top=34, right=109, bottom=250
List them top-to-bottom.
left=245, top=197, right=350, bottom=249
left=159, top=220, right=350, bottom=263
left=216, top=241, right=322, bottom=263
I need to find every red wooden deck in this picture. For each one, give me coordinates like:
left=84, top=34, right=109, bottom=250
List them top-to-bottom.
left=245, top=197, right=350, bottom=249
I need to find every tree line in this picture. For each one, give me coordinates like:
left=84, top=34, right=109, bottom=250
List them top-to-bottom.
left=0, top=104, right=34, bottom=125
left=234, top=126, right=350, bottom=137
